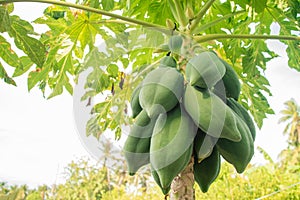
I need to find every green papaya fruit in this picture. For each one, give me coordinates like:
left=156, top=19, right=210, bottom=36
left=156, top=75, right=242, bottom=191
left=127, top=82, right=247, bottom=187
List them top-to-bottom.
left=169, top=35, right=183, bottom=53
left=154, top=44, right=170, bottom=53
left=186, top=51, right=226, bottom=89
left=159, top=56, right=177, bottom=68
left=220, top=59, right=241, bottom=100
left=139, top=67, right=184, bottom=118
left=212, top=79, right=227, bottom=102
left=130, top=84, right=142, bottom=118
left=183, top=84, right=242, bottom=142
left=226, top=98, right=256, bottom=141
left=150, top=104, right=197, bottom=189
left=123, top=110, right=156, bottom=175
left=216, top=115, right=254, bottom=173
left=194, top=128, right=217, bottom=162
left=194, top=147, right=220, bottom=193
left=151, top=166, right=171, bottom=195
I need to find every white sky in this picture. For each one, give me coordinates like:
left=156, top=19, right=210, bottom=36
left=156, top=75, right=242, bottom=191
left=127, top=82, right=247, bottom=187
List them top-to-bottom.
left=0, top=3, right=300, bottom=188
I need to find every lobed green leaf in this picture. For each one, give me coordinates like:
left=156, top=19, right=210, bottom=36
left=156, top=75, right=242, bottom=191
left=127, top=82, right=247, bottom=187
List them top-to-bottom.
left=0, top=6, right=10, bottom=32
left=0, top=61, right=16, bottom=86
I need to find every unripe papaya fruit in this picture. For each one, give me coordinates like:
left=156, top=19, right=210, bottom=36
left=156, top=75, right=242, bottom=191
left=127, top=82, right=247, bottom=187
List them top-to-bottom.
left=169, top=35, right=183, bottom=53
left=154, top=44, right=170, bottom=53
left=186, top=51, right=226, bottom=89
left=159, top=56, right=177, bottom=68
left=220, top=59, right=241, bottom=100
left=139, top=67, right=184, bottom=118
left=212, top=80, right=227, bottom=102
left=130, top=84, right=142, bottom=118
left=183, top=84, right=242, bottom=142
left=226, top=98, right=256, bottom=141
left=150, top=104, right=197, bottom=189
left=123, top=110, right=156, bottom=175
left=216, top=115, right=254, bottom=173
left=194, top=128, right=216, bottom=162
left=194, top=147, right=220, bottom=193
left=151, top=166, right=171, bottom=195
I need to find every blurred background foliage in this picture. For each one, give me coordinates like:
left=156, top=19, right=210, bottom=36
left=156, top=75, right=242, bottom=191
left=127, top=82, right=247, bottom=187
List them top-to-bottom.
left=1, top=146, right=299, bottom=200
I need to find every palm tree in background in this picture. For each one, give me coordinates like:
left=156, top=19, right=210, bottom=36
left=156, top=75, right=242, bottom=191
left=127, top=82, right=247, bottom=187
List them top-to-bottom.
left=278, top=98, right=300, bottom=148
left=278, top=99, right=300, bottom=170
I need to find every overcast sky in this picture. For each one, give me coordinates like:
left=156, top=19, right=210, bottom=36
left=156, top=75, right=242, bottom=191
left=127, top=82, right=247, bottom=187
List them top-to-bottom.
left=0, top=3, right=300, bottom=188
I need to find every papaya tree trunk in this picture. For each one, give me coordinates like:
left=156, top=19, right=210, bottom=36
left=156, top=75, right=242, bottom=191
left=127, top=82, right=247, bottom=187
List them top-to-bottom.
left=169, top=157, right=195, bottom=200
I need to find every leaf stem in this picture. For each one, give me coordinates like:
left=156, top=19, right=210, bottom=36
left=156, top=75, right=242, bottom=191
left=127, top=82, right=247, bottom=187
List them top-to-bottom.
left=0, top=0, right=167, bottom=31
left=167, top=0, right=180, bottom=25
left=173, top=0, right=188, bottom=27
left=190, top=0, right=217, bottom=33
left=195, top=10, right=246, bottom=33
left=91, top=19, right=136, bottom=26
left=194, top=34, right=300, bottom=43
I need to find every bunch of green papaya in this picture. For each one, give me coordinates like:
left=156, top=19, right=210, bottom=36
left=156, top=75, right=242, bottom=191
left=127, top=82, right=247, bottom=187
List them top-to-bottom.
left=123, top=35, right=256, bottom=195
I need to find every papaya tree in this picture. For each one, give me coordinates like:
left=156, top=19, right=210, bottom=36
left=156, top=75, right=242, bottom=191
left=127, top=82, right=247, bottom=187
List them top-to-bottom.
left=0, top=0, right=299, bottom=199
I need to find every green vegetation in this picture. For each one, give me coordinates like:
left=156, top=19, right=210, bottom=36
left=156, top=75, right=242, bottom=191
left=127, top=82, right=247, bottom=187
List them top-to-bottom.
left=0, top=0, right=299, bottom=199
left=0, top=150, right=299, bottom=200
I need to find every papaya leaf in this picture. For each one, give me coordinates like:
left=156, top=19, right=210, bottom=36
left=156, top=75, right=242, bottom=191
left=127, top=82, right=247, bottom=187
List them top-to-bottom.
left=89, top=0, right=100, bottom=9
left=102, top=0, right=114, bottom=11
left=124, top=0, right=151, bottom=21
left=147, top=0, right=174, bottom=25
left=233, top=0, right=250, bottom=9
left=253, top=0, right=267, bottom=14
left=287, top=0, right=300, bottom=22
left=2, top=3, right=14, bottom=14
left=0, top=6, right=10, bottom=32
left=265, top=6, right=300, bottom=71
left=64, top=13, right=101, bottom=50
left=9, top=15, right=35, bottom=34
left=8, top=16, right=46, bottom=67
left=34, top=16, right=68, bottom=35
left=26, top=34, right=63, bottom=93
left=0, top=35, right=20, bottom=68
left=242, top=40, right=277, bottom=77
left=284, top=40, right=300, bottom=71
left=82, top=47, right=106, bottom=70
left=47, top=53, right=74, bottom=98
left=13, top=56, right=34, bottom=77
left=0, top=61, right=16, bottom=86
left=107, top=64, right=118, bottom=78
left=27, top=65, right=50, bottom=91
left=85, top=66, right=110, bottom=94
left=48, top=73, right=73, bottom=98
left=240, top=73, right=274, bottom=128
left=86, top=75, right=133, bottom=139
left=80, top=90, right=98, bottom=101
left=86, top=115, right=102, bottom=138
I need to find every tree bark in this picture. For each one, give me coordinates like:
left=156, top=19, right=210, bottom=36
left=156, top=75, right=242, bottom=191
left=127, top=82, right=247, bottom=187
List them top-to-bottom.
left=169, top=157, right=195, bottom=200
